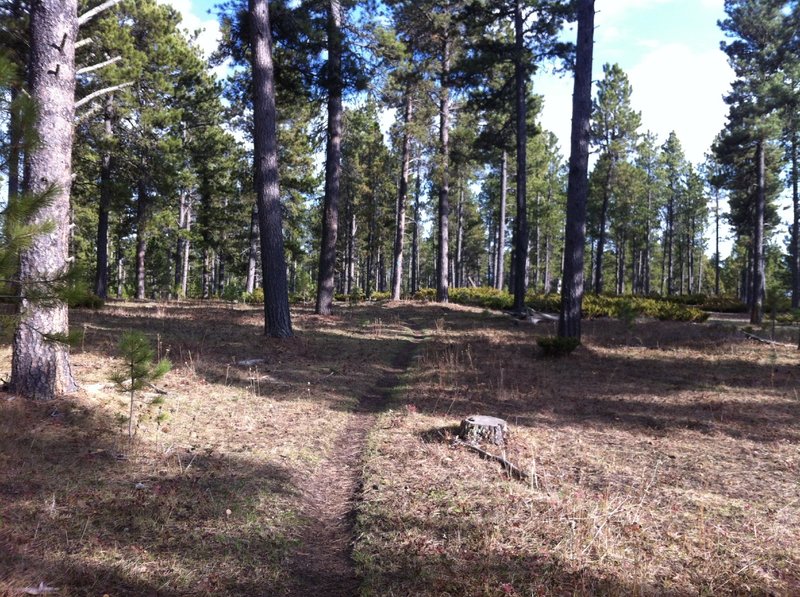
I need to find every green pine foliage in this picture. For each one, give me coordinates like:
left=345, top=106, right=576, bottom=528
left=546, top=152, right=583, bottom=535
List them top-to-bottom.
left=110, top=331, right=171, bottom=443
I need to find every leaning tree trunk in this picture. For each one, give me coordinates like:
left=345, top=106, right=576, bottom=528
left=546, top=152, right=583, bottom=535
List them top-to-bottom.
left=10, top=0, right=79, bottom=399
left=249, top=0, right=293, bottom=337
left=315, top=0, right=343, bottom=315
left=512, top=0, right=529, bottom=313
left=558, top=0, right=594, bottom=340
left=436, top=34, right=451, bottom=303
left=391, top=85, right=413, bottom=300
left=751, top=139, right=766, bottom=325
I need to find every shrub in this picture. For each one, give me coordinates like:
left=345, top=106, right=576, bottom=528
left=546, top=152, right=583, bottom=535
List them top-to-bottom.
left=242, top=288, right=264, bottom=304
left=413, top=288, right=436, bottom=301
left=67, top=289, right=104, bottom=309
left=370, top=291, right=390, bottom=301
left=537, top=335, right=580, bottom=357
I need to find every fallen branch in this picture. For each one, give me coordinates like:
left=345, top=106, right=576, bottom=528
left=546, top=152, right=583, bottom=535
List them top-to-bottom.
left=741, top=330, right=792, bottom=347
left=146, top=382, right=167, bottom=395
left=452, top=438, right=529, bottom=481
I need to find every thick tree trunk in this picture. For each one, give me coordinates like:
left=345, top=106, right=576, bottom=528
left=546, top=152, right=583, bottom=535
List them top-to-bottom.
left=10, top=0, right=79, bottom=399
left=249, top=0, right=293, bottom=336
left=315, top=0, right=343, bottom=315
left=512, top=0, right=528, bottom=313
left=558, top=0, right=594, bottom=340
left=437, top=35, right=451, bottom=303
left=391, top=87, right=413, bottom=300
left=94, top=95, right=114, bottom=299
left=751, top=139, right=765, bottom=324
left=495, top=151, right=507, bottom=290
left=135, top=180, right=147, bottom=300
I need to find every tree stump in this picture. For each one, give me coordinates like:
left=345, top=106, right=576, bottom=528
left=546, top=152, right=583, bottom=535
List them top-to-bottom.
left=458, top=415, right=508, bottom=446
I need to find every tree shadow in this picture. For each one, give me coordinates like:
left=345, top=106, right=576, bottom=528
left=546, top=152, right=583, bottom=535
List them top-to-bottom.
left=0, top=394, right=297, bottom=596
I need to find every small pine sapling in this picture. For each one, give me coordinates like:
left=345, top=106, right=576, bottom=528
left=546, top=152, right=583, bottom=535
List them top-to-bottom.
left=111, top=331, right=171, bottom=445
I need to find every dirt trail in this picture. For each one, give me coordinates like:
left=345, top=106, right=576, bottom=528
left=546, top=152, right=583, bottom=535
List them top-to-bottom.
left=285, top=326, right=423, bottom=597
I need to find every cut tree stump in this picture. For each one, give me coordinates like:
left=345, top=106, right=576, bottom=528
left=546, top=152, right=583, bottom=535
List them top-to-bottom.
left=458, top=415, right=508, bottom=446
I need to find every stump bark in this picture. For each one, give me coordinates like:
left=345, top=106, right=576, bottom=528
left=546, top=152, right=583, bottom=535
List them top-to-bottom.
left=458, top=415, right=508, bottom=445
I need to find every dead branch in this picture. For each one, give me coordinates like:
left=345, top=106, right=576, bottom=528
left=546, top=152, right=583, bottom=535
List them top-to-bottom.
left=78, top=0, right=123, bottom=27
left=75, top=38, right=93, bottom=50
left=77, top=55, right=121, bottom=76
left=75, top=82, right=132, bottom=109
left=742, top=330, right=792, bottom=347
left=452, top=438, right=529, bottom=481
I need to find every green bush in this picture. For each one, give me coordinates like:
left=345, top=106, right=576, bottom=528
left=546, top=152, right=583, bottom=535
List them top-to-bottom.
left=242, top=288, right=264, bottom=304
left=413, top=288, right=436, bottom=301
left=370, top=291, right=391, bottom=301
left=537, top=335, right=580, bottom=357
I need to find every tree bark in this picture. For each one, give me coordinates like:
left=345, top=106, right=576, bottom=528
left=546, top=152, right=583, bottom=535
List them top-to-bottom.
left=10, top=0, right=79, bottom=399
left=249, top=0, right=293, bottom=336
left=315, top=0, right=343, bottom=315
left=512, top=0, right=529, bottom=313
left=558, top=0, right=594, bottom=340
left=436, top=35, right=451, bottom=303
left=391, top=86, right=413, bottom=300
left=94, top=94, right=114, bottom=299
left=789, top=130, right=800, bottom=309
left=751, top=139, right=765, bottom=324
left=495, top=151, right=507, bottom=290
left=411, top=159, right=421, bottom=295
left=594, top=160, right=613, bottom=294
left=135, top=180, right=147, bottom=300
left=246, top=202, right=259, bottom=294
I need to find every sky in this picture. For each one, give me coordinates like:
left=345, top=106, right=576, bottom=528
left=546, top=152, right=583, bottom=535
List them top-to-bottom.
left=160, top=0, right=749, bottom=254
left=163, top=0, right=735, bottom=165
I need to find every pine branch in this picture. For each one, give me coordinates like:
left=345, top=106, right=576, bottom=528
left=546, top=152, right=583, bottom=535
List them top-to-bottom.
left=77, top=56, right=121, bottom=76
left=75, top=82, right=132, bottom=109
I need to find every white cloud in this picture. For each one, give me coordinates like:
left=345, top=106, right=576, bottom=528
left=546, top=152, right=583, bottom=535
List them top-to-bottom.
left=628, top=42, right=733, bottom=163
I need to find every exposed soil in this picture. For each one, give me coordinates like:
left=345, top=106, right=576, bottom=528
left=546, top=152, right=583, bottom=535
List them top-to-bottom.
left=286, top=328, right=421, bottom=597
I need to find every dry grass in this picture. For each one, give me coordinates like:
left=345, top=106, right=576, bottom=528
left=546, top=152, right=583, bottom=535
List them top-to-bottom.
left=0, top=300, right=415, bottom=596
left=1, top=301, right=798, bottom=595
left=355, top=307, right=800, bottom=596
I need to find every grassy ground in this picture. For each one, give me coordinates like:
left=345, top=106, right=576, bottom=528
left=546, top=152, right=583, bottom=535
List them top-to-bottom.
left=0, top=300, right=798, bottom=595
left=355, top=307, right=800, bottom=596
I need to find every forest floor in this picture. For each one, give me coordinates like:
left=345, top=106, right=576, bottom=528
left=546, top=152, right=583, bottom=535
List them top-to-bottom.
left=0, top=300, right=798, bottom=596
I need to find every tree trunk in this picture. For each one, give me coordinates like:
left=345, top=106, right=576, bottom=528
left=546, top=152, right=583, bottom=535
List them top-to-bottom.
left=10, top=0, right=79, bottom=399
left=249, top=0, right=293, bottom=337
left=315, top=0, right=343, bottom=315
left=512, top=0, right=528, bottom=313
left=558, top=0, right=594, bottom=340
left=436, top=35, right=451, bottom=303
left=391, top=87, right=413, bottom=300
left=94, top=94, right=114, bottom=299
left=789, top=131, right=800, bottom=309
left=751, top=139, right=765, bottom=324
left=495, top=151, right=507, bottom=290
left=411, top=160, right=421, bottom=295
left=594, top=161, right=613, bottom=294
left=135, top=180, right=147, bottom=300
left=455, top=184, right=463, bottom=288
left=715, top=191, right=720, bottom=296
left=246, top=202, right=259, bottom=294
